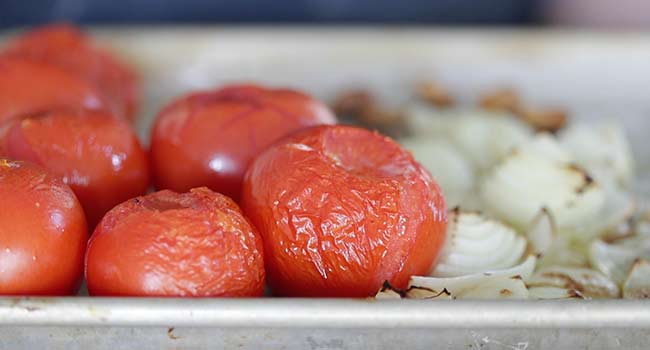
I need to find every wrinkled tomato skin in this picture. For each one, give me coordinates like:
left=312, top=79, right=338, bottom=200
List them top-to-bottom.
left=4, top=24, right=139, bottom=121
left=0, top=57, right=110, bottom=124
left=150, top=84, right=336, bottom=201
left=0, top=109, right=150, bottom=227
left=242, top=125, right=447, bottom=297
left=0, top=160, right=88, bottom=295
left=85, top=188, right=265, bottom=297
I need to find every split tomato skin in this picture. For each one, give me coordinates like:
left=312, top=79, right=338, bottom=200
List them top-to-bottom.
left=5, top=24, right=139, bottom=121
left=0, top=56, right=109, bottom=124
left=150, top=84, right=336, bottom=201
left=0, top=109, right=150, bottom=227
left=242, top=125, right=448, bottom=297
left=0, top=160, right=88, bottom=295
left=85, top=187, right=266, bottom=297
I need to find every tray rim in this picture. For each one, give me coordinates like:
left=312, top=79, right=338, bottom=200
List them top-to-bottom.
left=0, top=297, right=648, bottom=328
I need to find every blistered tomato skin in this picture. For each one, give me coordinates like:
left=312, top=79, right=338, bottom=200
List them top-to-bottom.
left=5, top=24, right=139, bottom=121
left=0, top=57, right=109, bottom=124
left=150, top=84, right=336, bottom=201
left=0, top=109, right=150, bottom=227
left=242, top=125, right=447, bottom=297
left=0, top=160, right=88, bottom=295
left=85, top=187, right=265, bottom=297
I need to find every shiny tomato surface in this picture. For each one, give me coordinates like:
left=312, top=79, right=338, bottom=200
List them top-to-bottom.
left=4, top=24, right=139, bottom=121
left=0, top=56, right=109, bottom=124
left=150, top=84, right=336, bottom=201
left=0, top=109, right=150, bottom=227
left=242, top=125, right=447, bottom=297
left=0, top=160, right=88, bottom=295
left=85, top=187, right=265, bottom=297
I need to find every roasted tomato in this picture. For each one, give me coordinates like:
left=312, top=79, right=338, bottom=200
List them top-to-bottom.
left=4, top=24, right=139, bottom=121
left=0, top=56, right=110, bottom=124
left=150, top=84, right=336, bottom=201
left=0, top=109, right=150, bottom=227
left=242, top=125, right=447, bottom=297
left=0, top=160, right=87, bottom=295
left=85, top=187, right=265, bottom=297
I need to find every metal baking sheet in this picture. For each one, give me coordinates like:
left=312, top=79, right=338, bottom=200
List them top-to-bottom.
left=1, top=27, right=650, bottom=349
left=1, top=298, right=649, bottom=349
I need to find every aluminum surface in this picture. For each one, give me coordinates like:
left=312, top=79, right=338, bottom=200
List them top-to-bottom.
left=1, top=27, right=650, bottom=349
left=0, top=298, right=649, bottom=328
left=1, top=298, right=649, bottom=349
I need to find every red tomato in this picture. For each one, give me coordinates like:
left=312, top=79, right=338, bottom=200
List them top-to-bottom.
left=4, top=24, right=139, bottom=121
left=0, top=56, right=110, bottom=124
left=150, top=84, right=336, bottom=201
left=0, top=109, right=150, bottom=227
left=242, top=125, right=447, bottom=297
left=0, top=160, right=88, bottom=295
left=85, top=187, right=265, bottom=297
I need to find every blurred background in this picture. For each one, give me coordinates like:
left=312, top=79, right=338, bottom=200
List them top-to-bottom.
left=1, top=0, right=650, bottom=29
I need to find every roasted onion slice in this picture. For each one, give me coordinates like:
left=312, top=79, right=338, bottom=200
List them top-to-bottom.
left=481, top=135, right=606, bottom=234
left=431, top=210, right=526, bottom=277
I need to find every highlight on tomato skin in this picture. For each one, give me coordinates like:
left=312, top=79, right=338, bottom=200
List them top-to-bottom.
left=4, top=24, right=140, bottom=121
left=0, top=56, right=110, bottom=124
left=150, top=84, right=337, bottom=202
left=0, top=109, right=150, bottom=228
left=242, top=125, right=448, bottom=297
left=0, top=160, right=88, bottom=295
left=85, top=187, right=265, bottom=297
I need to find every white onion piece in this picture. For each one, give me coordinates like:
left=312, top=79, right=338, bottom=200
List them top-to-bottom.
left=405, top=103, right=455, bottom=136
left=404, top=105, right=533, bottom=171
left=448, top=112, right=532, bottom=171
left=488, top=117, right=535, bottom=166
left=560, top=121, right=635, bottom=188
left=518, top=133, right=573, bottom=163
left=480, top=134, right=606, bottom=234
left=400, top=138, right=475, bottom=208
left=586, top=182, right=637, bottom=240
left=526, top=208, right=556, bottom=256
left=636, top=210, right=650, bottom=237
left=431, top=211, right=526, bottom=277
left=538, top=235, right=589, bottom=269
left=589, top=236, right=650, bottom=285
left=409, top=255, right=536, bottom=297
left=622, top=259, right=650, bottom=299
left=527, top=266, right=619, bottom=298
left=458, top=276, right=529, bottom=299
left=374, top=283, right=452, bottom=300
left=528, top=286, right=583, bottom=299
left=405, top=287, right=453, bottom=300
left=374, top=288, right=402, bottom=300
